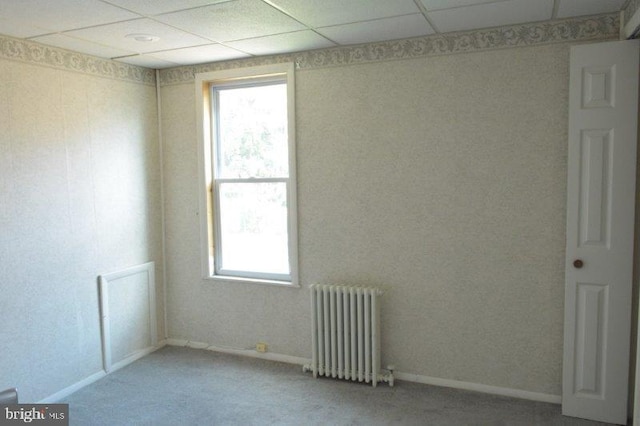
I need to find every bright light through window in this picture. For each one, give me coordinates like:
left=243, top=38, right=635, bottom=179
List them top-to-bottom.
left=197, top=64, right=297, bottom=285
left=217, top=84, right=288, bottom=179
left=218, top=182, right=289, bottom=275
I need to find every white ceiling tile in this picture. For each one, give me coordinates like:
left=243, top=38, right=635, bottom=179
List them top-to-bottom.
left=0, top=0, right=139, bottom=33
left=101, top=0, right=231, bottom=16
left=155, top=0, right=305, bottom=42
left=269, top=0, right=420, bottom=27
left=420, top=0, right=511, bottom=12
left=428, top=0, right=554, bottom=33
left=556, top=0, right=626, bottom=18
left=317, top=14, right=434, bottom=45
left=0, top=17, right=51, bottom=38
left=64, top=18, right=211, bottom=54
left=226, top=31, right=335, bottom=55
left=30, top=34, right=136, bottom=59
left=150, top=44, right=250, bottom=64
left=115, top=54, right=179, bottom=69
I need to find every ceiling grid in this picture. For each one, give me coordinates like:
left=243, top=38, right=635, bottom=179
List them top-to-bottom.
left=0, top=0, right=628, bottom=69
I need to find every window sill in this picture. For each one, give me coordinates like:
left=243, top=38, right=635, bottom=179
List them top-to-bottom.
left=204, top=275, right=299, bottom=288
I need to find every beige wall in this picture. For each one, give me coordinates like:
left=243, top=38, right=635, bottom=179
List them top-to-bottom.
left=162, top=43, right=569, bottom=396
left=0, top=58, right=163, bottom=402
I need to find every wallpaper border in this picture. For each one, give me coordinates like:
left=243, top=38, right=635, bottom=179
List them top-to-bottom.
left=0, top=12, right=616, bottom=87
left=160, top=13, right=619, bottom=86
left=0, top=35, right=155, bottom=85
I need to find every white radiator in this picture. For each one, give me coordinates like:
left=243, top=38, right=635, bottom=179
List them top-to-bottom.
left=303, top=284, right=394, bottom=387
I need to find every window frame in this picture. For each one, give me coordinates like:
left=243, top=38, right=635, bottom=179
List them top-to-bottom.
left=195, top=63, right=298, bottom=287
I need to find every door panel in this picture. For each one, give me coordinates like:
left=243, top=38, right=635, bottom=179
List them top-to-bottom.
left=563, top=40, right=639, bottom=425
left=578, top=129, right=612, bottom=247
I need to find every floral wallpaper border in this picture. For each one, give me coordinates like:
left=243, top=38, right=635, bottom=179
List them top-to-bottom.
left=0, top=12, right=618, bottom=86
left=160, top=13, right=619, bottom=86
left=0, top=36, right=155, bottom=85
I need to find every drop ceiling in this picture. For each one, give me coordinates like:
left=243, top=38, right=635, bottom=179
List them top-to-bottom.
left=0, top=0, right=629, bottom=69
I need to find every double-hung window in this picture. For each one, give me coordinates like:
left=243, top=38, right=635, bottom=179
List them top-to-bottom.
left=196, top=63, right=298, bottom=286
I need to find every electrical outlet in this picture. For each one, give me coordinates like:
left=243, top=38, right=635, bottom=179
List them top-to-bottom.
left=256, top=342, right=268, bottom=353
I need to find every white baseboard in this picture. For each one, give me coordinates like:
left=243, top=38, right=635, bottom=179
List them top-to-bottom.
left=40, top=338, right=560, bottom=406
left=165, top=338, right=560, bottom=405
left=165, top=338, right=309, bottom=365
left=39, top=342, right=167, bottom=404
left=107, top=344, right=164, bottom=374
left=39, top=370, right=107, bottom=404
left=394, top=372, right=561, bottom=404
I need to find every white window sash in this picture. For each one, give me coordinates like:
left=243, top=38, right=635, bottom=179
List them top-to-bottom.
left=195, top=62, right=298, bottom=287
left=212, top=177, right=291, bottom=281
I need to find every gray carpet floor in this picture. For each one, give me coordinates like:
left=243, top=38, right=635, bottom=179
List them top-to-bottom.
left=62, top=346, right=615, bottom=426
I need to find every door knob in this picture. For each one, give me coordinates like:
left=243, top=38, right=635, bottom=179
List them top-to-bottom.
left=573, top=259, right=584, bottom=269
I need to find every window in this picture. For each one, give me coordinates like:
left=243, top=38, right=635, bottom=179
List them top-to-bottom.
left=196, top=63, right=298, bottom=286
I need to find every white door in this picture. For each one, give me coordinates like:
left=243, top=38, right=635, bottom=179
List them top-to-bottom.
left=563, top=40, right=639, bottom=424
